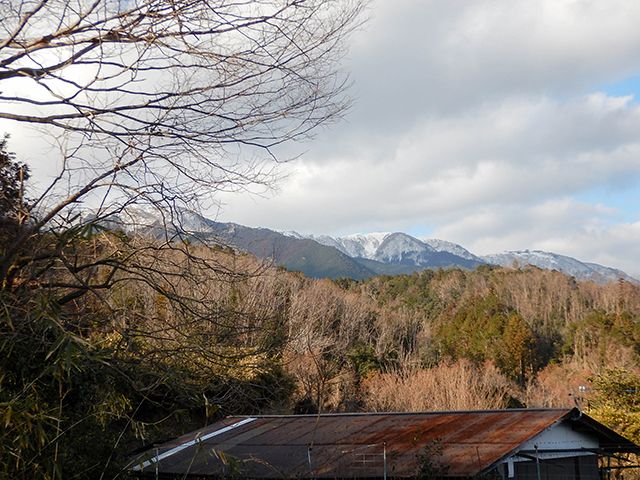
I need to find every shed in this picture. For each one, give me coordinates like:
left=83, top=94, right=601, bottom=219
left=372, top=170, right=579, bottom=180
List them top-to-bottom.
left=130, top=408, right=639, bottom=479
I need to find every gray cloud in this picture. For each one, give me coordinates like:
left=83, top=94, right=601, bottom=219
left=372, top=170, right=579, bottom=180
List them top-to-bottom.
left=12, top=0, right=640, bottom=275
left=338, top=0, right=640, bottom=136
left=222, top=93, right=640, bottom=229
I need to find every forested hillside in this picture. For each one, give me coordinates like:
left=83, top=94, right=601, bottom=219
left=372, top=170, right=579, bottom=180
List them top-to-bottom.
left=3, top=226, right=640, bottom=477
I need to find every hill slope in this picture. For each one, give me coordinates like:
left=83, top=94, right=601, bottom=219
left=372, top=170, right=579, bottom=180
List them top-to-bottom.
left=107, top=209, right=638, bottom=284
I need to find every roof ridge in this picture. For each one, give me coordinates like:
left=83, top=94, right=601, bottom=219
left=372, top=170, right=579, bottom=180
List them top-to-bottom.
left=230, top=408, right=573, bottom=418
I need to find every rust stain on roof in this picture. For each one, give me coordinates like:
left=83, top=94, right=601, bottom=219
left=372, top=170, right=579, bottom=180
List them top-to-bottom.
left=131, top=409, right=630, bottom=478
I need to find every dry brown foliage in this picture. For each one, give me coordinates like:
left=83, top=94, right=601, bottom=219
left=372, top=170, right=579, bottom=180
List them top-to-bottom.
left=525, top=345, right=640, bottom=409
left=362, top=359, right=517, bottom=412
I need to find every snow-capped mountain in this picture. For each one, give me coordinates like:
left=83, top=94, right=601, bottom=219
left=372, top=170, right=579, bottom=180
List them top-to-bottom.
left=102, top=207, right=638, bottom=284
left=286, top=231, right=638, bottom=284
left=305, top=232, right=484, bottom=270
left=305, top=232, right=391, bottom=259
left=307, top=232, right=482, bottom=264
left=374, top=233, right=434, bottom=264
left=422, top=238, right=483, bottom=262
left=482, top=250, right=638, bottom=285
left=583, top=262, right=638, bottom=285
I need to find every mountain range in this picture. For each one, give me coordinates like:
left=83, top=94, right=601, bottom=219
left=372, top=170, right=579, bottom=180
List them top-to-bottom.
left=108, top=208, right=638, bottom=284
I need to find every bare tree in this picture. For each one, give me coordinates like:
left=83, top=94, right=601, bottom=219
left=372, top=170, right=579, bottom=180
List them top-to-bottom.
left=0, top=0, right=367, bottom=288
left=0, top=2, right=367, bottom=476
left=363, top=360, right=517, bottom=412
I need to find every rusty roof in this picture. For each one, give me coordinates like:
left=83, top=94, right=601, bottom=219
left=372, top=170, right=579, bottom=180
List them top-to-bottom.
left=131, top=408, right=638, bottom=478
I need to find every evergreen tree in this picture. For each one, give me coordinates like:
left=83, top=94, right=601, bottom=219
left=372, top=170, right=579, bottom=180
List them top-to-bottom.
left=0, top=136, right=29, bottom=249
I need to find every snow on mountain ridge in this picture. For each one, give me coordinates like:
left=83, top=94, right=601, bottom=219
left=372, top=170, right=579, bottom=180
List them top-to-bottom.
left=280, top=230, right=304, bottom=239
left=305, top=232, right=481, bottom=265
left=306, top=232, right=392, bottom=258
left=342, top=232, right=392, bottom=258
left=343, top=232, right=391, bottom=242
left=374, top=232, right=435, bottom=263
left=308, top=233, right=637, bottom=284
left=422, top=238, right=481, bottom=261
left=482, top=250, right=638, bottom=284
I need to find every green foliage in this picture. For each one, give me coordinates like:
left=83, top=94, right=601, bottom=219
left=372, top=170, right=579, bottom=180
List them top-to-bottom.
left=0, top=135, right=29, bottom=220
left=0, top=136, right=30, bottom=277
left=0, top=227, right=297, bottom=478
left=359, top=268, right=640, bottom=387
left=332, top=277, right=360, bottom=290
left=0, top=290, right=126, bottom=478
left=436, top=294, right=510, bottom=363
left=564, top=311, right=640, bottom=367
left=495, top=314, right=537, bottom=385
left=347, top=343, right=380, bottom=381
left=587, top=369, right=640, bottom=444
left=415, top=439, right=450, bottom=480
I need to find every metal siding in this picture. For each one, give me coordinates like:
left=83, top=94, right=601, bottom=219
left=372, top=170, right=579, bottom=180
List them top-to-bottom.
left=514, top=456, right=599, bottom=480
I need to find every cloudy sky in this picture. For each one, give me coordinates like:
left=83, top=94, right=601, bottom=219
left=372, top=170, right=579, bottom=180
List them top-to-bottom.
left=5, top=0, right=640, bottom=277
left=214, top=0, right=640, bottom=277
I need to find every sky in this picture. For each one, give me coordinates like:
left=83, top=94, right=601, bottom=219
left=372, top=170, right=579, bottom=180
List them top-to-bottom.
left=5, top=0, right=640, bottom=278
left=214, top=0, right=640, bottom=277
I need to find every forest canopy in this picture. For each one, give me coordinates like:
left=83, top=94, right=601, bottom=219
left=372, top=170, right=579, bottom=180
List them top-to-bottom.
left=2, top=209, right=640, bottom=476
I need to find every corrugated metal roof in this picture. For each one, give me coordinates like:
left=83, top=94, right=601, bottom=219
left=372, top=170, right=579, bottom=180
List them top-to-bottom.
left=131, top=408, right=637, bottom=478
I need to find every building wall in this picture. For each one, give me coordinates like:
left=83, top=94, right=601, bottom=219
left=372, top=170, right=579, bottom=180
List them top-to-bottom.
left=519, top=422, right=600, bottom=458
left=513, top=456, right=599, bottom=480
